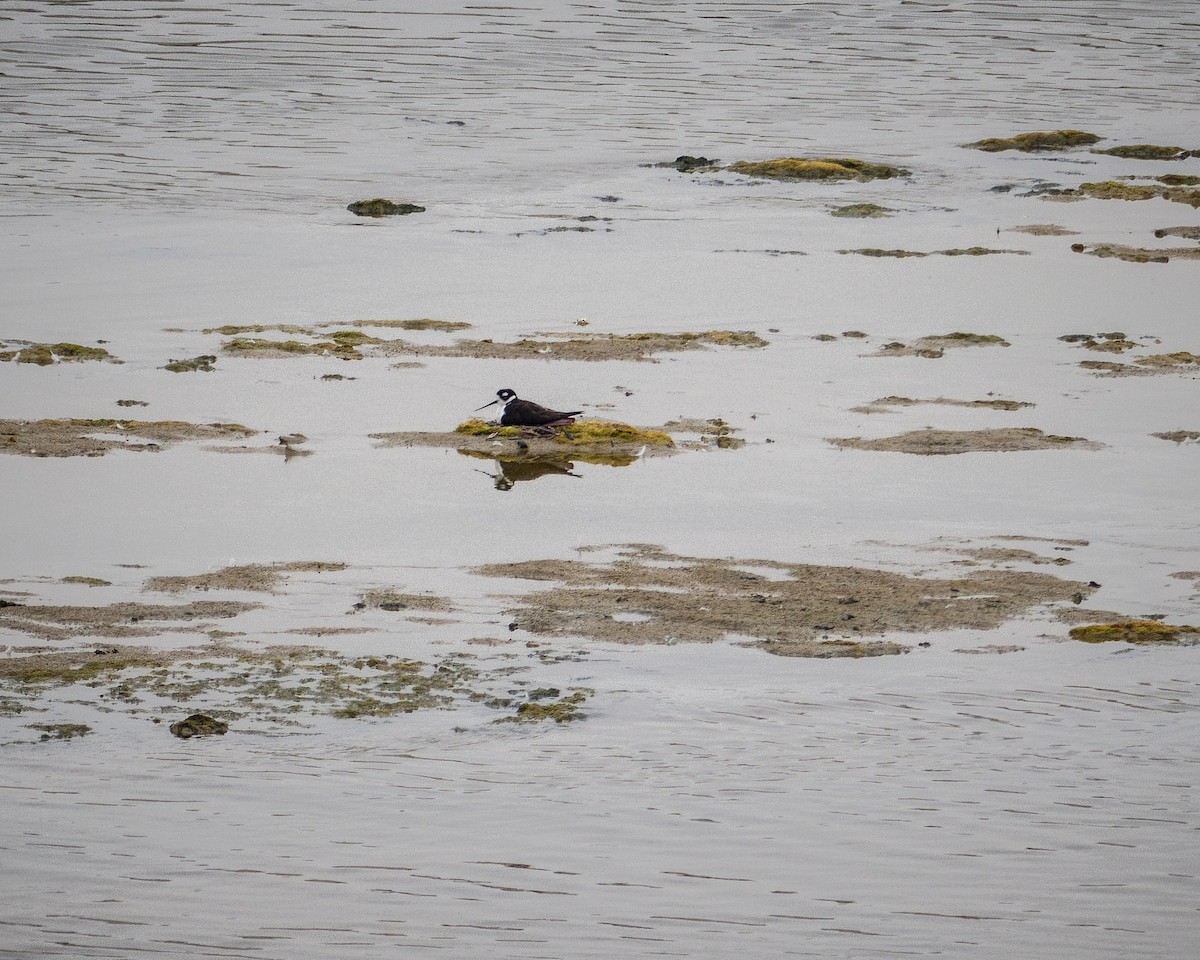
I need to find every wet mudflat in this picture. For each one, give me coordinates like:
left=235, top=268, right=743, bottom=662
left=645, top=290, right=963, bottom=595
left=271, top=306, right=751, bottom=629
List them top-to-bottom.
left=2, top=2, right=1200, bottom=959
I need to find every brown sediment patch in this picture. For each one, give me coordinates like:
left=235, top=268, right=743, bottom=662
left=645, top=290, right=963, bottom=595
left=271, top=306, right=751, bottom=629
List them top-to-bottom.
left=964, top=129, right=1102, bottom=152
left=726, top=157, right=909, bottom=182
left=1006, top=224, right=1079, bottom=236
left=1154, top=226, right=1200, bottom=241
left=1071, top=242, right=1200, bottom=263
left=838, top=247, right=1028, bottom=258
left=319, top=318, right=472, bottom=332
left=222, top=329, right=766, bottom=363
left=871, top=333, right=1010, bottom=358
left=0, top=341, right=121, bottom=365
left=1079, top=351, right=1200, bottom=378
left=852, top=396, right=1033, bottom=414
left=371, top=417, right=738, bottom=467
left=0, top=419, right=258, bottom=458
left=828, top=427, right=1100, bottom=455
left=1153, top=430, right=1200, bottom=444
left=473, top=544, right=1093, bottom=657
left=950, top=547, right=1072, bottom=567
left=145, top=561, right=346, bottom=595
left=359, top=590, right=457, bottom=614
left=0, top=600, right=258, bottom=641
left=1069, top=620, right=1200, bottom=645
left=0, top=642, right=485, bottom=729
left=954, top=644, right=1026, bottom=655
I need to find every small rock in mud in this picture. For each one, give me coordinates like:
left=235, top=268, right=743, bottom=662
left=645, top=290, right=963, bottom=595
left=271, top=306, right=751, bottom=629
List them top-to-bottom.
left=347, top=198, right=426, bottom=217
left=1072, top=242, right=1200, bottom=263
left=169, top=713, right=229, bottom=738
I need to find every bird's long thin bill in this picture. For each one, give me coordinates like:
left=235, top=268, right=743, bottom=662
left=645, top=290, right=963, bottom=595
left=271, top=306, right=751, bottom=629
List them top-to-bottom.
left=474, top=399, right=499, bottom=411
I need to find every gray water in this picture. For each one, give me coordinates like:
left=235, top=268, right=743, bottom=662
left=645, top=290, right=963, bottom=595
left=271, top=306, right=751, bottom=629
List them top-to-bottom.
left=2, top=3, right=1200, bottom=959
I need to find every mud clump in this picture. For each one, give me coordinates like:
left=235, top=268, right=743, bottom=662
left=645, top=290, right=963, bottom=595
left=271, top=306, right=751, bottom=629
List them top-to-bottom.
left=964, top=129, right=1102, bottom=152
left=1092, top=144, right=1194, bottom=160
left=657, top=155, right=720, bottom=172
left=1059, top=180, right=1200, bottom=208
left=347, top=199, right=426, bottom=217
left=831, top=203, right=895, bottom=218
left=1155, top=226, right=1200, bottom=241
left=1071, top=242, right=1200, bottom=264
left=872, top=333, right=1010, bottom=358
left=1, top=341, right=120, bottom=365
left=164, top=354, right=217, bottom=372
left=853, top=396, right=1033, bottom=414
left=0, top=418, right=258, bottom=458
left=374, top=418, right=680, bottom=468
left=829, top=427, right=1100, bottom=455
left=1153, top=430, right=1200, bottom=444
left=474, top=544, right=1092, bottom=655
left=146, top=561, right=346, bottom=595
left=1070, top=620, right=1200, bottom=644
left=169, top=713, right=228, bottom=738
left=28, top=722, right=92, bottom=741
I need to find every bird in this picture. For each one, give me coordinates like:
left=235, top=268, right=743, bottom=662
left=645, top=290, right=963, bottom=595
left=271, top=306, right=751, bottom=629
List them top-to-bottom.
left=475, top=388, right=583, bottom=429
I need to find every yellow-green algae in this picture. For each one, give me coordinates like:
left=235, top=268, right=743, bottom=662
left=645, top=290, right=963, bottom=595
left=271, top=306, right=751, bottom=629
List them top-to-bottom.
left=964, top=129, right=1102, bottom=152
left=1093, top=144, right=1193, bottom=160
left=728, top=157, right=909, bottom=182
left=223, top=337, right=366, bottom=359
left=455, top=417, right=675, bottom=448
left=61, top=576, right=111, bottom=587
left=1070, top=620, right=1199, bottom=644
left=502, top=690, right=590, bottom=724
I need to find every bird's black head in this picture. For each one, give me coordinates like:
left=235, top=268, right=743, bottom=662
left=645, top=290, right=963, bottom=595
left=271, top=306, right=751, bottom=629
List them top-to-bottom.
left=475, top=387, right=518, bottom=413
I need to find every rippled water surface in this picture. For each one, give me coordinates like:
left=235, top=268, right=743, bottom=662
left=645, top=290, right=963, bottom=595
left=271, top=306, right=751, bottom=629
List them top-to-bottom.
left=2, top=3, right=1199, bottom=959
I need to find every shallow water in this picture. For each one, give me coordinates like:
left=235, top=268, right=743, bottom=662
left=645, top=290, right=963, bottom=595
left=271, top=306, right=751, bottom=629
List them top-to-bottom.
left=3, top=2, right=1200, bottom=958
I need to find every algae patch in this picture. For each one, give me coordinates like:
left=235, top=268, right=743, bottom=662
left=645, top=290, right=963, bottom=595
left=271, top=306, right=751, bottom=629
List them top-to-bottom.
left=964, top=130, right=1102, bottom=152
left=1092, top=144, right=1194, bottom=160
left=727, top=157, right=909, bottom=182
left=347, top=198, right=425, bottom=217
left=1071, top=242, right=1200, bottom=264
left=838, top=247, right=1028, bottom=258
left=1, top=341, right=121, bottom=365
left=164, top=354, right=217, bottom=372
left=829, top=428, right=1100, bottom=455
left=474, top=544, right=1092, bottom=655
left=0, top=599, right=259, bottom=641
left=1070, top=620, right=1199, bottom=645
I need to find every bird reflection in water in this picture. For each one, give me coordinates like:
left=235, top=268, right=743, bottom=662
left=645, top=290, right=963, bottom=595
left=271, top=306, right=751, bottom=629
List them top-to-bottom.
left=482, top=456, right=581, bottom=491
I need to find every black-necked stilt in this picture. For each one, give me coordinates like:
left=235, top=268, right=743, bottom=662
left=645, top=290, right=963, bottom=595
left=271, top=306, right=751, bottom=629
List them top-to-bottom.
left=475, top=388, right=583, bottom=428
